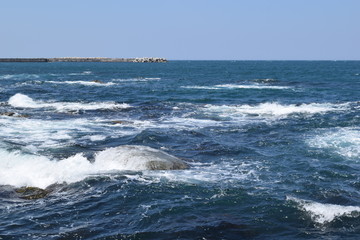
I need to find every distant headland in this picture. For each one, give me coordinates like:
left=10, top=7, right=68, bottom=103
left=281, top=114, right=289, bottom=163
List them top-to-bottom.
left=0, top=57, right=167, bottom=63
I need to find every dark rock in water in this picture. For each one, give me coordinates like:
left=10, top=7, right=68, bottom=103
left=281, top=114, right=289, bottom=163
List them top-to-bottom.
left=253, top=78, right=277, bottom=83
left=92, top=80, right=105, bottom=84
left=0, top=112, right=30, bottom=118
left=2, top=112, right=15, bottom=116
left=111, top=120, right=132, bottom=125
left=96, top=145, right=190, bottom=170
left=15, top=187, right=50, bottom=200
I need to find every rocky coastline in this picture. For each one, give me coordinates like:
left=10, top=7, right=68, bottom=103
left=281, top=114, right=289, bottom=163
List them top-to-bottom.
left=0, top=57, right=167, bottom=63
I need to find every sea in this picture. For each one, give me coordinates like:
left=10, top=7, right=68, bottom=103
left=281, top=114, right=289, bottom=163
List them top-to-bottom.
left=0, top=61, right=359, bottom=239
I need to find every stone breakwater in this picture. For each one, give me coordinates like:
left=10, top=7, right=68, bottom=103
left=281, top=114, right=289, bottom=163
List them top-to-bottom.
left=0, top=57, right=167, bottom=63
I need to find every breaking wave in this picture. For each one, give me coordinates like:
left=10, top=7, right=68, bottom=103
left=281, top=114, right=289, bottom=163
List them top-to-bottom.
left=68, top=71, right=93, bottom=76
left=0, top=74, right=40, bottom=80
left=112, top=77, right=161, bottom=82
left=47, top=80, right=116, bottom=86
left=182, top=83, right=291, bottom=90
left=8, top=93, right=130, bottom=112
left=199, top=102, right=349, bottom=120
left=307, top=127, right=360, bottom=159
left=0, top=147, right=254, bottom=188
left=287, top=196, right=360, bottom=224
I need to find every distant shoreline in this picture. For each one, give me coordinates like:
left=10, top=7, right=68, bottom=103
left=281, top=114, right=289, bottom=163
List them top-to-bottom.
left=0, top=57, right=167, bottom=63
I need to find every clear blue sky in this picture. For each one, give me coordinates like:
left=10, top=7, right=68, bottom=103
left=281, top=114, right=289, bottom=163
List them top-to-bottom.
left=1, top=0, right=359, bottom=60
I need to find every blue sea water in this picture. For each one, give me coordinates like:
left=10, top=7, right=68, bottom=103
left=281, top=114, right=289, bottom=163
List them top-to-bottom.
left=0, top=61, right=359, bottom=239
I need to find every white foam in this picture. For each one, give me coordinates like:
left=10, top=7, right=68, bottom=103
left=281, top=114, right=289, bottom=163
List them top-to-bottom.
left=68, top=71, right=92, bottom=76
left=0, top=74, right=40, bottom=80
left=112, top=77, right=161, bottom=82
left=47, top=80, right=116, bottom=86
left=182, top=84, right=290, bottom=90
left=215, top=84, right=290, bottom=89
left=181, top=86, right=220, bottom=90
left=8, top=93, right=130, bottom=112
left=8, top=93, right=38, bottom=108
left=201, top=102, right=348, bottom=120
left=0, top=117, right=139, bottom=150
left=160, top=117, right=223, bottom=129
left=0, top=118, right=87, bottom=149
left=307, top=128, right=360, bottom=159
left=89, top=135, right=107, bottom=142
left=93, top=145, right=179, bottom=171
left=0, top=146, right=256, bottom=188
left=0, top=149, right=94, bottom=188
left=144, top=161, right=255, bottom=185
left=287, top=196, right=360, bottom=224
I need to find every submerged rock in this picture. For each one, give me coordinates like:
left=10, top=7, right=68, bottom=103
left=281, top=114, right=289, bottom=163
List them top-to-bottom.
left=92, top=80, right=105, bottom=84
left=0, top=112, right=29, bottom=118
left=111, top=120, right=132, bottom=125
left=95, top=145, right=189, bottom=171
left=13, top=183, right=67, bottom=200
left=15, top=186, right=50, bottom=200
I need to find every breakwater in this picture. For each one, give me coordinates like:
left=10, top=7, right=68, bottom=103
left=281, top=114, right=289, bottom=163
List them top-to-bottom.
left=0, top=57, right=167, bottom=63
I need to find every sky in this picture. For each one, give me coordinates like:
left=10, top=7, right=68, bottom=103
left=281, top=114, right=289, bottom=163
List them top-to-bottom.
left=0, top=0, right=359, bottom=60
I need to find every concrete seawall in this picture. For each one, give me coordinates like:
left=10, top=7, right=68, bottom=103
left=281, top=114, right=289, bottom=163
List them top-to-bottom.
left=0, top=57, right=167, bottom=63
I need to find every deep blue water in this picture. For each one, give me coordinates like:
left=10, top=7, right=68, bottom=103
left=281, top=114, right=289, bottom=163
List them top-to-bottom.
left=0, top=61, right=359, bottom=239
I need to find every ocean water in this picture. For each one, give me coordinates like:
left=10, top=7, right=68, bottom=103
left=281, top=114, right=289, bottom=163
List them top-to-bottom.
left=0, top=61, right=359, bottom=239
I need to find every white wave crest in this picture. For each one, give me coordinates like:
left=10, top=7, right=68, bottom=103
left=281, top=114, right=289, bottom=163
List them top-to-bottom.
left=68, top=71, right=92, bottom=76
left=0, top=74, right=40, bottom=80
left=112, top=77, right=161, bottom=82
left=47, top=80, right=116, bottom=86
left=182, top=84, right=291, bottom=90
left=215, top=84, right=290, bottom=89
left=8, top=93, right=130, bottom=112
left=201, top=102, right=348, bottom=120
left=307, top=128, right=360, bottom=159
left=0, top=146, right=255, bottom=188
left=0, top=146, right=171, bottom=188
left=0, top=149, right=93, bottom=188
left=287, top=196, right=360, bottom=224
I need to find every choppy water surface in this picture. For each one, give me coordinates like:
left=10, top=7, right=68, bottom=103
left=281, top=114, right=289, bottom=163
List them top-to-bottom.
left=0, top=61, right=359, bottom=239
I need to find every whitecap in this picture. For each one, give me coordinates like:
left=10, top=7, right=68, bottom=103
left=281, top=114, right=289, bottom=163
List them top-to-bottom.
left=68, top=71, right=92, bottom=76
left=0, top=74, right=40, bottom=80
left=112, top=77, right=161, bottom=82
left=47, top=80, right=116, bottom=86
left=182, top=84, right=291, bottom=90
left=214, top=84, right=290, bottom=89
left=181, top=86, right=220, bottom=90
left=8, top=93, right=130, bottom=112
left=201, top=102, right=348, bottom=120
left=160, top=117, right=223, bottom=129
left=307, top=127, right=360, bottom=159
left=89, top=135, right=107, bottom=141
left=0, top=146, right=256, bottom=188
left=0, top=146, right=180, bottom=188
left=0, top=148, right=94, bottom=188
left=287, top=196, right=360, bottom=224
